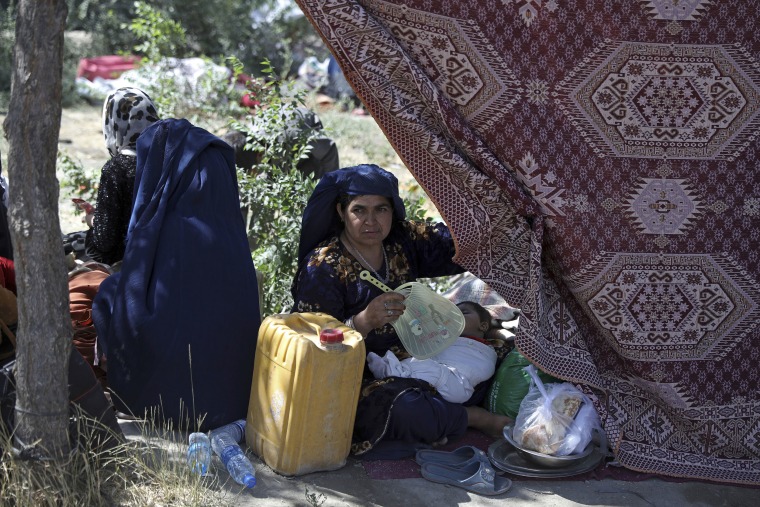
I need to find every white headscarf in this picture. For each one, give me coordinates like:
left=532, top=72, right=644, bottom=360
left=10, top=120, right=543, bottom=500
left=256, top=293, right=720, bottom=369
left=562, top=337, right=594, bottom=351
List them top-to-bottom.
left=102, top=87, right=160, bottom=157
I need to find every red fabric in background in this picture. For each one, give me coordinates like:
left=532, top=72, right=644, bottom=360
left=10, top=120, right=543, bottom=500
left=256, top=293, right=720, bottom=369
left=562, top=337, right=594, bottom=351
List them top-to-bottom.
left=297, top=1, right=760, bottom=485
left=76, top=55, right=140, bottom=81
left=0, top=257, right=15, bottom=294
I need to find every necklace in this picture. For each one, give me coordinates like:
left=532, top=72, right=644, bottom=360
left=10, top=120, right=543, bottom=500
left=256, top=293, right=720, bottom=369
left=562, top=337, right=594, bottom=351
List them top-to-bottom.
left=343, top=234, right=389, bottom=284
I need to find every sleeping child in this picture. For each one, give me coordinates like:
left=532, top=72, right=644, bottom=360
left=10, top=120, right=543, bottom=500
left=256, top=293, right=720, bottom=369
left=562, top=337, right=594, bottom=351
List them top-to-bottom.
left=366, top=301, right=497, bottom=403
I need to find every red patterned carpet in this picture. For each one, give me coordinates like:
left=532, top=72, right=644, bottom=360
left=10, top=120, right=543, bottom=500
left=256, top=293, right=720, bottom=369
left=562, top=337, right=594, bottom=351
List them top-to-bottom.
left=297, top=1, right=760, bottom=485
left=359, top=429, right=736, bottom=484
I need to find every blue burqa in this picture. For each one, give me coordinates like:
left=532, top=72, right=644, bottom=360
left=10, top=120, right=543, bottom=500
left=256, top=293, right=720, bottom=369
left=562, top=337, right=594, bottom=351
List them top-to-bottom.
left=93, top=119, right=260, bottom=431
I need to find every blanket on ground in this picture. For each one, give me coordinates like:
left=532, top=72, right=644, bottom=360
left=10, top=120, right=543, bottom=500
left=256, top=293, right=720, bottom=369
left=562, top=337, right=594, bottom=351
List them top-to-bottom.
left=296, top=1, right=760, bottom=485
left=93, top=119, right=260, bottom=431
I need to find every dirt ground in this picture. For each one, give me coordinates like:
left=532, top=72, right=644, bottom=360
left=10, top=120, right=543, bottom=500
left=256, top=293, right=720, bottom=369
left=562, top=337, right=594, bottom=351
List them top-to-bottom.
left=57, top=104, right=110, bottom=234
left=58, top=104, right=109, bottom=171
left=0, top=105, right=104, bottom=235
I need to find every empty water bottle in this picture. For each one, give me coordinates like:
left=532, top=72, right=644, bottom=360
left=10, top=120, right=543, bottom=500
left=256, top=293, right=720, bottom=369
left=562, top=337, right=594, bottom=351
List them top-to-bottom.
left=210, top=419, right=256, bottom=488
left=187, top=432, right=211, bottom=475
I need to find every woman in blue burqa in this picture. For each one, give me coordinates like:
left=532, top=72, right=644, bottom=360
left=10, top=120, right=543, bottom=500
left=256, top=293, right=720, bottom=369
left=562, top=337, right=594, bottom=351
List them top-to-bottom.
left=93, top=117, right=260, bottom=431
left=292, top=164, right=510, bottom=458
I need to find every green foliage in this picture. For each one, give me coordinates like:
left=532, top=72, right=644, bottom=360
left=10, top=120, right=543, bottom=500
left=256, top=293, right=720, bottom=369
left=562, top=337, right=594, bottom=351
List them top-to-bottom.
left=65, top=0, right=327, bottom=79
left=4, top=1, right=331, bottom=105
left=66, top=1, right=138, bottom=57
left=128, top=1, right=187, bottom=62
left=0, top=2, right=15, bottom=108
left=246, top=2, right=329, bottom=77
left=1, top=3, right=87, bottom=108
left=121, top=3, right=247, bottom=128
left=62, top=33, right=89, bottom=108
left=124, top=56, right=246, bottom=131
left=233, top=64, right=321, bottom=315
left=58, top=151, right=98, bottom=204
left=239, top=161, right=316, bottom=316
left=404, top=191, right=433, bottom=223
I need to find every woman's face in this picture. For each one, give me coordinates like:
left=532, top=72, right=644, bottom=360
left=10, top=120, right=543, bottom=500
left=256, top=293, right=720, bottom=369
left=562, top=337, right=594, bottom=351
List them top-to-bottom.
left=337, top=195, right=394, bottom=249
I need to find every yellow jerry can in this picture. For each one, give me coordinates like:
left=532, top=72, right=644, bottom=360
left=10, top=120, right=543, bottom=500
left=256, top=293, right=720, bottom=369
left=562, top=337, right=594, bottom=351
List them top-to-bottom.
left=246, top=312, right=365, bottom=476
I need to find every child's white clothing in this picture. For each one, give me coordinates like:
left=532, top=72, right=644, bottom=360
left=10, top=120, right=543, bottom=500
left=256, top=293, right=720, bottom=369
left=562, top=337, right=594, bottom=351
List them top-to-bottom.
left=366, top=336, right=497, bottom=404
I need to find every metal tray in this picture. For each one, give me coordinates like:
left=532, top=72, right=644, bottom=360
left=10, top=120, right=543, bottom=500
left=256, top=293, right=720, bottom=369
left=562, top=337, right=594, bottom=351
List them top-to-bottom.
left=503, top=424, right=594, bottom=468
left=487, top=438, right=606, bottom=478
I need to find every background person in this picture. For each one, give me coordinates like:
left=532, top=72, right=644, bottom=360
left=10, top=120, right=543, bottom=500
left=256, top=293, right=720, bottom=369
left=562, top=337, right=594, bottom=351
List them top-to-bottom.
left=81, top=87, right=160, bottom=266
left=221, top=106, right=339, bottom=180
left=92, top=117, right=261, bottom=431
left=0, top=153, right=12, bottom=260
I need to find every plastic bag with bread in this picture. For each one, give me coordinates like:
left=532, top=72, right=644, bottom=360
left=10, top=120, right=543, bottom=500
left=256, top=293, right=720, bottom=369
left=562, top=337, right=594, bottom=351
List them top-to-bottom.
left=512, top=365, right=600, bottom=456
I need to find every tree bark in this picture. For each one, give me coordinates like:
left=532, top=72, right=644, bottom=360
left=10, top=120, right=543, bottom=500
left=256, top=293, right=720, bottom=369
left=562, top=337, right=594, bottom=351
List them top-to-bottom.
left=2, top=0, right=70, bottom=458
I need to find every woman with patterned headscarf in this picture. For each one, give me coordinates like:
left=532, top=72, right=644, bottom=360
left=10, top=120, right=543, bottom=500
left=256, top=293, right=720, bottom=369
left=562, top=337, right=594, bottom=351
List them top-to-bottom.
left=83, top=87, right=160, bottom=265
left=292, top=164, right=512, bottom=460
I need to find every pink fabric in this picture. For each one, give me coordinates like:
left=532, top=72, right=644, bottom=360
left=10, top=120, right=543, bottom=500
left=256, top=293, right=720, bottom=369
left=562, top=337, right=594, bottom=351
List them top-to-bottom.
left=297, top=1, right=760, bottom=485
left=444, top=273, right=519, bottom=321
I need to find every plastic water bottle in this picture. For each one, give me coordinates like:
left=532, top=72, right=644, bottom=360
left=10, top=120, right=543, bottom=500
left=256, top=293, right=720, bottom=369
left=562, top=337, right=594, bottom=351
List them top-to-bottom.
left=209, top=419, right=256, bottom=488
left=187, top=432, right=211, bottom=475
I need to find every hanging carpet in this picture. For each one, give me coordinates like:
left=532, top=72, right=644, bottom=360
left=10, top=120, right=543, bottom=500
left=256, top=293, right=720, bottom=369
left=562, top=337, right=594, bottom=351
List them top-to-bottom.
left=296, top=0, right=760, bottom=485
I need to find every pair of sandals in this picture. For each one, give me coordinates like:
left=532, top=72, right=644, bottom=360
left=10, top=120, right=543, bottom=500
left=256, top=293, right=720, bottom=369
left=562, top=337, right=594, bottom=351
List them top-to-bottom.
left=415, top=445, right=512, bottom=496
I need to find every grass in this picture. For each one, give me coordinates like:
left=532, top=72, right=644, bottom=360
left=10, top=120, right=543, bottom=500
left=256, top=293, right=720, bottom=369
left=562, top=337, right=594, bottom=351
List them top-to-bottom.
left=316, top=108, right=402, bottom=169
left=0, top=407, right=231, bottom=507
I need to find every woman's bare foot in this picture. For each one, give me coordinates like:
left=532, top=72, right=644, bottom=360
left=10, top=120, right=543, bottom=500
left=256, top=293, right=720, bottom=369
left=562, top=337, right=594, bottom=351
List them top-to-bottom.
left=465, top=406, right=513, bottom=439
left=431, top=436, right=448, bottom=447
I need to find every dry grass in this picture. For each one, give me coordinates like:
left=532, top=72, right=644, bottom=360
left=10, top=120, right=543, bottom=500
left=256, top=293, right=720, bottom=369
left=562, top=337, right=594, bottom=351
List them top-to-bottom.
left=314, top=104, right=442, bottom=221
left=0, top=409, right=231, bottom=507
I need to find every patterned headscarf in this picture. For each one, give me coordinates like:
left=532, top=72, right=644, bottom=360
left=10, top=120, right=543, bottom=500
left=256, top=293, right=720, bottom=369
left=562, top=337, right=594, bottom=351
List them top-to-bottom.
left=102, top=87, right=160, bottom=157
left=297, top=164, right=406, bottom=265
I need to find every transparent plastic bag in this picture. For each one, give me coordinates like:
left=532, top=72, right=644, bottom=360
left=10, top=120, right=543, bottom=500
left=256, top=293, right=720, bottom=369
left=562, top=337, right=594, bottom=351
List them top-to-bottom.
left=512, top=365, right=601, bottom=456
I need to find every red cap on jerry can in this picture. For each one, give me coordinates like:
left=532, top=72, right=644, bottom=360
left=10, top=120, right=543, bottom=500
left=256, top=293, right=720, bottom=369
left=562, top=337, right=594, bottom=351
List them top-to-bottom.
left=320, top=328, right=344, bottom=344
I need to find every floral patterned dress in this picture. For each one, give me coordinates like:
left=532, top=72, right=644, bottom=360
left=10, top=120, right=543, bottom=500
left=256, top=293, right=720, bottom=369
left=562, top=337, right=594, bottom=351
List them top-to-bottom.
left=292, top=220, right=467, bottom=456
left=293, top=220, right=463, bottom=355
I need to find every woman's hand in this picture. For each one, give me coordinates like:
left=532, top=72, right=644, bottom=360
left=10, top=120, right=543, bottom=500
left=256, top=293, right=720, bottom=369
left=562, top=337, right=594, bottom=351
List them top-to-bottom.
left=72, top=198, right=94, bottom=215
left=73, top=198, right=96, bottom=228
left=354, top=292, right=406, bottom=336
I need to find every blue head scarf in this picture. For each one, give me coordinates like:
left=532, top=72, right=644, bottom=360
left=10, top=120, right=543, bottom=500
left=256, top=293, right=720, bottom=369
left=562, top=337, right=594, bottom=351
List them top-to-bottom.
left=297, top=164, right=406, bottom=265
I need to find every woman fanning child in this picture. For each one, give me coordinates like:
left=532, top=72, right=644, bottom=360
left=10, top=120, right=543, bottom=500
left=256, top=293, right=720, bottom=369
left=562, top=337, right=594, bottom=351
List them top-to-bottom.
left=292, top=164, right=511, bottom=459
left=367, top=301, right=497, bottom=404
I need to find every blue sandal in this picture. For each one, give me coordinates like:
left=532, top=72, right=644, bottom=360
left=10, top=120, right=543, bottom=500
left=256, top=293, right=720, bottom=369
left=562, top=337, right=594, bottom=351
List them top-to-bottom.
left=415, top=445, right=489, bottom=468
left=420, top=460, right=512, bottom=496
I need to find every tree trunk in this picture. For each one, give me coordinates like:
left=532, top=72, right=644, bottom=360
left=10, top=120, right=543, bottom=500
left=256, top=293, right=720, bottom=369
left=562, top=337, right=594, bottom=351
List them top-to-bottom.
left=2, top=0, right=70, bottom=458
